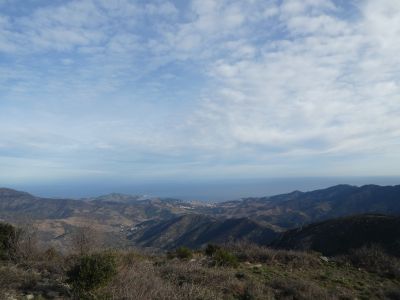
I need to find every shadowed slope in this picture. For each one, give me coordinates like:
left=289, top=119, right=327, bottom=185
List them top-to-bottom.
left=129, top=214, right=279, bottom=249
left=272, top=214, right=400, bottom=256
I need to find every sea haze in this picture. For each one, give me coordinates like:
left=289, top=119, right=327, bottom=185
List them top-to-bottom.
left=10, top=176, right=400, bottom=202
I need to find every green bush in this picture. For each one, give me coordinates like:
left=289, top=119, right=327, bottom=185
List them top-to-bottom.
left=0, top=222, right=20, bottom=261
left=205, top=244, right=220, bottom=257
left=175, top=247, right=193, bottom=260
left=213, top=249, right=238, bottom=267
left=67, top=252, right=117, bottom=297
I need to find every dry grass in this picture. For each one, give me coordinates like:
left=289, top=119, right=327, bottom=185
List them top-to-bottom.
left=226, top=241, right=322, bottom=268
left=1, top=244, right=399, bottom=299
left=345, top=245, right=400, bottom=279
left=102, top=251, right=275, bottom=300
left=102, top=257, right=224, bottom=300
left=0, top=264, right=39, bottom=291
left=270, top=278, right=333, bottom=300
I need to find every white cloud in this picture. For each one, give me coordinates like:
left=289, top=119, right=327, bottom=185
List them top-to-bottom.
left=0, top=0, right=141, bottom=53
left=1, top=0, right=400, bottom=181
left=187, top=0, right=400, bottom=166
left=280, top=0, right=336, bottom=16
left=145, top=2, right=178, bottom=16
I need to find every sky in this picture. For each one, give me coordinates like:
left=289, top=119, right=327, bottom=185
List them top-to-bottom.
left=1, top=0, right=400, bottom=197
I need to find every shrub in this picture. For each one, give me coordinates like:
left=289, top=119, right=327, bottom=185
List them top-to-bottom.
left=0, top=222, right=21, bottom=261
left=16, top=223, right=39, bottom=262
left=226, top=242, right=322, bottom=268
left=205, top=244, right=220, bottom=257
left=347, top=245, right=400, bottom=278
left=43, top=247, right=61, bottom=261
left=175, top=247, right=193, bottom=260
left=213, top=249, right=238, bottom=267
left=120, top=250, right=146, bottom=267
left=67, top=252, right=117, bottom=297
left=105, top=258, right=228, bottom=299
left=102, top=259, right=177, bottom=300
left=158, top=259, right=235, bottom=298
left=0, top=265, right=37, bottom=289
left=271, top=278, right=329, bottom=300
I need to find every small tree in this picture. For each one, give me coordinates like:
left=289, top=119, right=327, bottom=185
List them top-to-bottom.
left=0, top=222, right=21, bottom=261
left=17, top=222, right=39, bottom=261
left=70, top=225, right=100, bottom=256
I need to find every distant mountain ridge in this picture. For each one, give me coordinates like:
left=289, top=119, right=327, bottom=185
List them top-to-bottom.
left=1, top=184, right=400, bottom=250
left=204, top=184, right=400, bottom=228
left=0, top=187, right=199, bottom=249
left=0, top=188, right=35, bottom=199
left=0, top=188, right=195, bottom=222
left=0, top=188, right=90, bottom=220
left=84, top=193, right=184, bottom=204
left=87, top=193, right=144, bottom=203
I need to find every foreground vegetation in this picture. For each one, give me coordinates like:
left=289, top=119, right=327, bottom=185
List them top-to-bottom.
left=1, top=222, right=400, bottom=299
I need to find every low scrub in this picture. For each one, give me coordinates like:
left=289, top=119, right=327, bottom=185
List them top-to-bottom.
left=1, top=241, right=400, bottom=299
left=226, top=241, right=322, bottom=268
left=204, top=244, right=239, bottom=267
left=205, top=244, right=221, bottom=257
left=346, top=245, right=400, bottom=279
left=168, top=246, right=193, bottom=260
left=212, top=249, right=239, bottom=267
left=67, top=252, right=117, bottom=298
left=105, top=259, right=224, bottom=300
left=271, top=278, right=330, bottom=300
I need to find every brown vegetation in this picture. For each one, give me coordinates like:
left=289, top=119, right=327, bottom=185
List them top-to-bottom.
left=1, top=222, right=400, bottom=299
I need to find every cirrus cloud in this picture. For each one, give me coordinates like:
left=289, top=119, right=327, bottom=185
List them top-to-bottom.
left=0, top=0, right=399, bottom=184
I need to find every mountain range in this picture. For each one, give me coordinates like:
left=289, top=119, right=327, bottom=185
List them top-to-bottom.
left=1, top=184, right=399, bottom=251
left=199, top=184, right=400, bottom=228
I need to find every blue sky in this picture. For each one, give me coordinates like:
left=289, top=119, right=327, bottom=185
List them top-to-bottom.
left=1, top=0, right=400, bottom=192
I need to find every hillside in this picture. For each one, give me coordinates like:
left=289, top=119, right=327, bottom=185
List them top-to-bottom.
left=1, top=184, right=400, bottom=250
left=205, top=184, right=400, bottom=228
left=2, top=186, right=400, bottom=299
left=0, top=188, right=198, bottom=249
left=0, top=188, right=91, bottom=220
left=0, top=189, right=196, bottom=223
left=128, top=214, right=279, bottom=249
left=272, top=214, right=400, bottom=256
left=1, top=220, right=400, bottom=300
